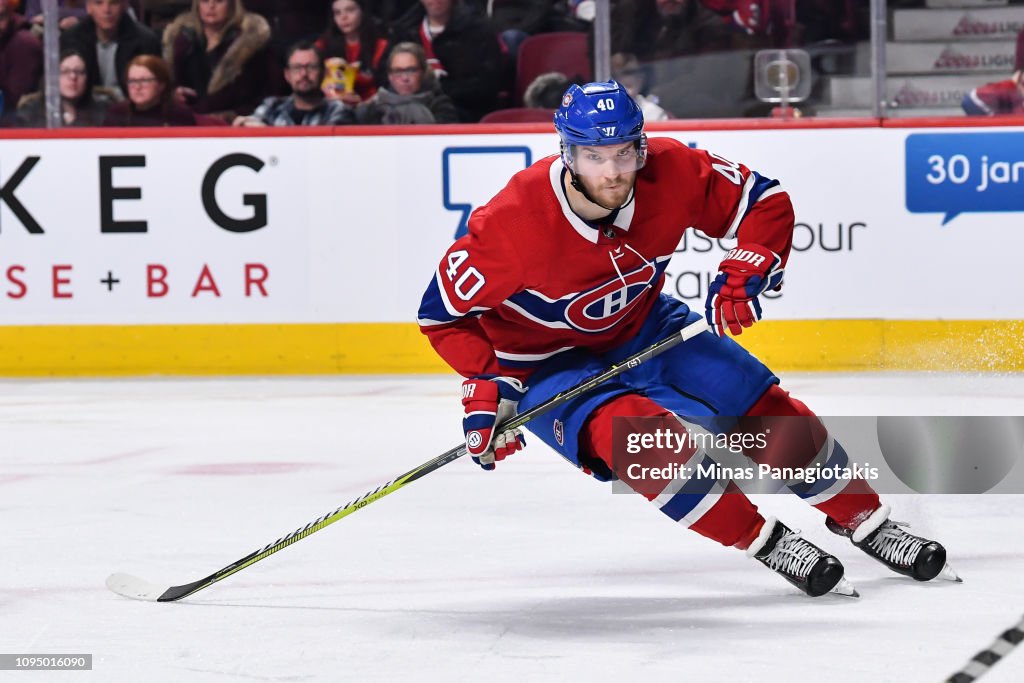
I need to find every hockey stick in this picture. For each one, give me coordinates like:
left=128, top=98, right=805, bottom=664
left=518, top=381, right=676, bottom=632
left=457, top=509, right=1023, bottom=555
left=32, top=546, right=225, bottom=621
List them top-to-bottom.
left=106, top=319, right=709, bottom=602
left=945, top=613, right=1024, bottom=682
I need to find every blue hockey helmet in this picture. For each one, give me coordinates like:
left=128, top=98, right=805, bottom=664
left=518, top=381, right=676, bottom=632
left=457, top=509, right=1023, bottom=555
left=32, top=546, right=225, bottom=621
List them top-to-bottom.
left=554, top=80, right=647, bottom=174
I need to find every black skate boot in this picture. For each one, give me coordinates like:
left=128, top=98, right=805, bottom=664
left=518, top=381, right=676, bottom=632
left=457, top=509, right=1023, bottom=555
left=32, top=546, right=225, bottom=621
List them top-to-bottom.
left=826, top=505, right=961, bottom=582
left=748, top=517, right=858, bottom=597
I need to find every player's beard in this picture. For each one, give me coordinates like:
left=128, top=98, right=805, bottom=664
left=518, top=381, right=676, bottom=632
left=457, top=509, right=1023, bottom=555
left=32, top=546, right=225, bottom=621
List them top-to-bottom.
left=579, top=172, right=636, bottom=210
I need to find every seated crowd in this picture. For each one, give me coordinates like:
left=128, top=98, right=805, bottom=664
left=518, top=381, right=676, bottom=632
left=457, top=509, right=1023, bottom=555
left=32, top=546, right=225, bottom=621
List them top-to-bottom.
left=2, top=0, right=973, bottom=126
left=3, top=0, right=574, bottom=126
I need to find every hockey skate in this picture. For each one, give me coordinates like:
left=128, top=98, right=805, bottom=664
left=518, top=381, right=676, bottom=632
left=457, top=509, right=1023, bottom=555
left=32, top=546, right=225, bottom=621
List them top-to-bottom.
left=826, top=505, right=961, bottom=582
left=748, top=518, right=858, bottom=597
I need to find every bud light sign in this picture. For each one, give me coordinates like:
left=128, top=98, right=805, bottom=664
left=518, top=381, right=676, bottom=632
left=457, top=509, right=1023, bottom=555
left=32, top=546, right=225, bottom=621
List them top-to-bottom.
left=905, top=131, right=1024, bottom=225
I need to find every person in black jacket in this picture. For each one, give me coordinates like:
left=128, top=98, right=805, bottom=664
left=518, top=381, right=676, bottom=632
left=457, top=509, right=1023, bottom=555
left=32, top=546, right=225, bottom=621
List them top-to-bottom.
left=60, top=0, right=161, bottom=97
left=390, top=0, right=501, bottom=122
left=16, top=49, right=118, bottom=127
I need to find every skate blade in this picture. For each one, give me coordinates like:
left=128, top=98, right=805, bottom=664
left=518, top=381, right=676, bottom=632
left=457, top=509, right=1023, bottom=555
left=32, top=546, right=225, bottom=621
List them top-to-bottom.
left=937, top=562, right=962, bottom=583
left=831, top=577, right=860, bottom=598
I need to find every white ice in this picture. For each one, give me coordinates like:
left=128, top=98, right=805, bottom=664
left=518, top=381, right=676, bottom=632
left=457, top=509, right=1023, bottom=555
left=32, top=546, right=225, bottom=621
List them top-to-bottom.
left=2, top=373, right=1023, bottom=682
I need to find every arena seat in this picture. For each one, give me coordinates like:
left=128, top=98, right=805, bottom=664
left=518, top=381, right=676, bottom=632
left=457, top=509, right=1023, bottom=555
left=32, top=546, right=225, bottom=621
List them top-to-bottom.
left=515, top=32, right=592, bottom=106
left=479, top=108, right=556, bottom=123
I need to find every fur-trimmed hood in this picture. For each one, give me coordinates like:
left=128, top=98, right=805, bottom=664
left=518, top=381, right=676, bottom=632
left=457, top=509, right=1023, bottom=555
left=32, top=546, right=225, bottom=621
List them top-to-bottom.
left=163, top=11, right=271, bottom=95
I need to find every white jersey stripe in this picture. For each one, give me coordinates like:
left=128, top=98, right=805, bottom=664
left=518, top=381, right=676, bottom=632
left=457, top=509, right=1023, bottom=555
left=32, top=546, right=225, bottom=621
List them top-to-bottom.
left=725, top=173, right=756, bottom=240
left=758, top=185, right=785, bottom=202
left=434, top=268, right=463, bottom=318
left=524, top=287, right=580, bottom=303
left=501, top=299, right=573, bottom=329
left=494, top=346, right=575, bottom=361
left=680, top=480, right=728, bottom=527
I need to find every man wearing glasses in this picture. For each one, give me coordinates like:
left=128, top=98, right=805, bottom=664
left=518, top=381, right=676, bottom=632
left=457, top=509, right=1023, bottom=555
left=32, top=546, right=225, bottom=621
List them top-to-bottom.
left=60, top=0, right=160, bottom=99
left=234, top=41, right=353, bottom=127
left=354, top=42, right=457, bottom=125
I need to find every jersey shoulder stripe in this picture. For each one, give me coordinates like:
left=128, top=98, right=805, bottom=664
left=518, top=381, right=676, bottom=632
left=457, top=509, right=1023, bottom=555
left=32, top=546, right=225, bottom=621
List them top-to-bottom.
left=725, top=172, right=783, bottom=239
left=417, top=269, right=486, bottom=327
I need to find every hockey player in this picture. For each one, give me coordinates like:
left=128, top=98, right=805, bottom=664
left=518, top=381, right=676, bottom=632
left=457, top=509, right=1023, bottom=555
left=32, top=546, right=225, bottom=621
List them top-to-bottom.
left=417, top=81, right=959, bottom=597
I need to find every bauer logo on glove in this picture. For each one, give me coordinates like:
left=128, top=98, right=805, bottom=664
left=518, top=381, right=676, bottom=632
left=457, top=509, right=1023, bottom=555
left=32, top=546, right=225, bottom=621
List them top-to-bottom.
left=705, top=243, right=784, bottom=337
left=461, top=376, right=527, bottom=470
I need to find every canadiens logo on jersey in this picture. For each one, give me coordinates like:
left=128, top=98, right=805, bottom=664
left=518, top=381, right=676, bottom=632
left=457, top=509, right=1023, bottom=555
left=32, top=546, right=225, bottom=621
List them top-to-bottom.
left=417, top=138, right=791, bottom=378
left=563, top=258, right=657, bottom=333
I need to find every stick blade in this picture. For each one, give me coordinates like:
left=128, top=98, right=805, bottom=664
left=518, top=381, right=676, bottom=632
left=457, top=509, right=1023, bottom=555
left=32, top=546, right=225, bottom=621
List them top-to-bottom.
left=106, top=573, right=168, bottom=601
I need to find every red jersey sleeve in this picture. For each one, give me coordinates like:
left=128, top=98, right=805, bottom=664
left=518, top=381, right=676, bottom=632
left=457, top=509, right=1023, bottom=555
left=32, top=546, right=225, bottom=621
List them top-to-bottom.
left=684, top=147, right=796, bottom=268
left=417, top=206, right=525, bottom=378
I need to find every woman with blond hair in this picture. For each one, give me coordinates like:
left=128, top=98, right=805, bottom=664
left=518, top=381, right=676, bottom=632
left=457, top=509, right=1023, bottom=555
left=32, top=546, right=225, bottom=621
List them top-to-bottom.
left=163, top=0, right=279, bottom=121
left=104, top=53, right=197, bottom=126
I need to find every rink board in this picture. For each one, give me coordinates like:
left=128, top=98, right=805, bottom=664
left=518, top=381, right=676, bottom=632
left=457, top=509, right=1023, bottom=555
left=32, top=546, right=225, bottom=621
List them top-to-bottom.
left=1, top=118, right=1023, bottom=375
left=0, top=319, right=1023, bottom=375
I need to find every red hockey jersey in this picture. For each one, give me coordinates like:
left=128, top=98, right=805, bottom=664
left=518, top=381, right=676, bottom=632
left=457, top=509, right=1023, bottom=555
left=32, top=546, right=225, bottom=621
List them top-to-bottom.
left=417, top=137, right=795, bottom=380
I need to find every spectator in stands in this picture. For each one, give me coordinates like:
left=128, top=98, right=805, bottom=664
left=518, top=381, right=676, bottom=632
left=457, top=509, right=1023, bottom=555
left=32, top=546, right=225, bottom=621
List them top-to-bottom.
left=0, top=0, right=43, bottom=119
left=25, top=0, right=88, bottom=31
left=60, top=0, right=160, bottom=98
left=164, top=0, right=280, bottom=121
left=315, top=0, right=387, bottom=105
left=376, top=0, right=416, bottom=25
left=391, top=0, right=502, bottom=122
left=474, top=0, right=583, bottom=105
left=476, top=0, right=560, bottom=58
left=611, top=0, right=750, bottom=61
left=701, top=0, right=774, bottom=38
left=789, top=0, right=863, bottom=45
left=26, top=1, right=144, bottom=31
left=143, top=1, right=192, bottom=35
left=245, top=1, right=330, bottom=52
left=962, top=27, right=1024, bottom=116
left=234, top=40, right=352, bottom=125
left=355, top=41, right=456, bottom=124
left=16, top=48, right=117, bottom=126
left=611, top=52, right=670, bottom=120
left=104, top=53, right=197, bottom=125
left=523, top=71, right=570, bottom=109
left=962, top=74, right=1023, bottom=117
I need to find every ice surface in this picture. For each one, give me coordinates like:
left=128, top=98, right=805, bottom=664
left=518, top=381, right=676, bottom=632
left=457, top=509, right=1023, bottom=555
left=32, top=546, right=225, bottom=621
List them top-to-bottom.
left=1, top=374, right=1023, bottom=682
